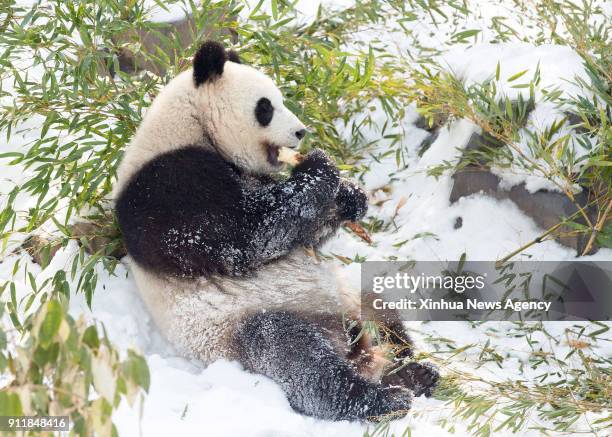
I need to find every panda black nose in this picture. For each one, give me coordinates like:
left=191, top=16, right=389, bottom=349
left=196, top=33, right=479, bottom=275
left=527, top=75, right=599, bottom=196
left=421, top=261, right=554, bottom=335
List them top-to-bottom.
left=295, top=129, right=306, bottom=140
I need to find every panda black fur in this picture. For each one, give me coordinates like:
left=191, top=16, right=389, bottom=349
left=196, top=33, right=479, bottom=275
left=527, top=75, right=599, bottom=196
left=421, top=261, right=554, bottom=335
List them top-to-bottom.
left=114, top=41, right=438, bottom=421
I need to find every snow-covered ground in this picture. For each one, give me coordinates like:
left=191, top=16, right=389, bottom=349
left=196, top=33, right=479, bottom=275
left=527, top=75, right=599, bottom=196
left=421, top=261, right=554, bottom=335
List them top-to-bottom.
left=1, top=1, right=611, bottom=436
left=44, top=102, right=611, bottom=435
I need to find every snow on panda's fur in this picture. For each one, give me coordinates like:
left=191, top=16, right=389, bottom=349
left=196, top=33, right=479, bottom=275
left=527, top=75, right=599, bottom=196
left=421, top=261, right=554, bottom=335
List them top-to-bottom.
left=114, top=41, right=438, bottom=421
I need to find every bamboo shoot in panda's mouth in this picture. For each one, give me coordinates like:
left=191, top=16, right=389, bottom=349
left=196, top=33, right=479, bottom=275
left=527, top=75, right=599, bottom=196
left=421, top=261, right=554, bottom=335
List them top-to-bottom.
left=277, top=147, right=304, bottom=166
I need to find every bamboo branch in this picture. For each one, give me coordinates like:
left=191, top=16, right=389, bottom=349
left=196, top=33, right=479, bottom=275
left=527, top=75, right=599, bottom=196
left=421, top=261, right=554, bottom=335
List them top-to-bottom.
left=581, top=198, right=612, bottom=256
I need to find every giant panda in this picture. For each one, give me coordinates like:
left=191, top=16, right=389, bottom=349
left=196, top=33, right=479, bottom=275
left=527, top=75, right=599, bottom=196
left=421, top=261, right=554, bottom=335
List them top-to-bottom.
left=114, top=41, right=439, bottom=421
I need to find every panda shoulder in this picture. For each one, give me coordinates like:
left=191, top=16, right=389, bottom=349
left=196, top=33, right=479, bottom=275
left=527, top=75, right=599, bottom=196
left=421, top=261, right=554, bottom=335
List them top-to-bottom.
left=119, top=145, right=243, bottom=201
left=157, top=145, right=233, bottom=172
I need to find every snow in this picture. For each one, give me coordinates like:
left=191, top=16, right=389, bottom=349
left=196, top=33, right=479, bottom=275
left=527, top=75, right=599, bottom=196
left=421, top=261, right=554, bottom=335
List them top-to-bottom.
left=145, top=0, right=356, bottom=24
left=1, top=1, right=611, bottom=436
left=341, top=2, right=605, bottom=194
left=147, top=3, right=190, bottom=23
left=440, top=43, right=594, bottom=193
left=441, top=43, right=589, bottom=97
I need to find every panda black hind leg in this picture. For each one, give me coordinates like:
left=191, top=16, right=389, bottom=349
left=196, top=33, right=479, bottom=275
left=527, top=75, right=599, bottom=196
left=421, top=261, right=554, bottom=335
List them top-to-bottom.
left=233, top=310, right=412, bottom=421
left=378, top=319, right=440, bottom=398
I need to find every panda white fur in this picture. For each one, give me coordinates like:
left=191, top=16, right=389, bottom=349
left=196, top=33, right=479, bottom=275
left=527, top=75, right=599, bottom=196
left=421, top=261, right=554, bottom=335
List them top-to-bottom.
left=114, top=41, right=438, bottom=421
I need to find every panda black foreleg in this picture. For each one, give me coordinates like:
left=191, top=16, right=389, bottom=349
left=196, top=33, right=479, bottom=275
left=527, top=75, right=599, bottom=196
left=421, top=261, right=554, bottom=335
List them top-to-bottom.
left=243, top=149, right=340, bottom=256
left=243, top=150, right=370, bottom=260
left=234, top=311, right=412, bottom=421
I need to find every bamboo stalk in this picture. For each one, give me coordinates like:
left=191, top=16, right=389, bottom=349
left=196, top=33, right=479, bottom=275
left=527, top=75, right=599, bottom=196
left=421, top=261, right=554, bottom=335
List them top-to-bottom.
left=581, top=198, right=612, bottom=256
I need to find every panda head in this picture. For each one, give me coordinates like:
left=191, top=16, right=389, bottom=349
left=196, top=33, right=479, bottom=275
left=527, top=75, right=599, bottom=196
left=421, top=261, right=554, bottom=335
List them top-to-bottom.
left=193, top=41, right=307, bottom=174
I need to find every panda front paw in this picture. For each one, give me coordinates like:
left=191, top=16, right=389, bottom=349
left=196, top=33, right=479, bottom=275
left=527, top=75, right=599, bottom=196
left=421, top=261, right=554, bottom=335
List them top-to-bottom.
left=292, top=148, right=340, bottom=200
left=293, top=148, right=339, bottom=182
left=336, top=179, right=368, bottom=222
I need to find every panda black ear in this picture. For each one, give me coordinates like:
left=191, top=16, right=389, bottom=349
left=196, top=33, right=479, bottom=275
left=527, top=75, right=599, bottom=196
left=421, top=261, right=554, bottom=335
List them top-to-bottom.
left=193, top=41, right=228, bottom=86
left=227, top=50, right=241, bottom=64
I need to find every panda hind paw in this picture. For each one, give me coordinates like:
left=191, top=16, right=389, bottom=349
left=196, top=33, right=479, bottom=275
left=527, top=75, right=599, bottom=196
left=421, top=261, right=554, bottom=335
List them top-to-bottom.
left=398, top=361, right=440, bottom=398
left=367, top=386, right=413, bottom=421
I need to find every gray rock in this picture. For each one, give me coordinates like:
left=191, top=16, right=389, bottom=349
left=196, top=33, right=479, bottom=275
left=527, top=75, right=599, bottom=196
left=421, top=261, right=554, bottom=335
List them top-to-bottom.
left=112, top=13, right=237, bottom=76
left=114, top=15, right=197, bottom=76
left=446, top=99, right=599, bottom=255
left=564, top=112, right=591, bottom=135
left=415, top=114, right=449, bottom=156
left=415, top=116, right=437, bottom=132
left=418, top=129, right=439, bottom=157
left=464, top=132, right=503, bottom=152
left=450, top=167, right=596, bottom=254
left=450, top=167, right=500, bottom=202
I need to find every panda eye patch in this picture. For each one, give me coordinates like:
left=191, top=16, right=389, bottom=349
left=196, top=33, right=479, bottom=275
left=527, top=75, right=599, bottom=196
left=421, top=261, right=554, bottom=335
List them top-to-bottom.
left=255, top=97, right=274, bottom=127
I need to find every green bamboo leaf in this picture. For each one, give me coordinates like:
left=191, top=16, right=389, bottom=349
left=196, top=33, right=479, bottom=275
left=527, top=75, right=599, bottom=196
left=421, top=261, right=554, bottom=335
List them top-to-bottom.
left=451, top=29, right=481, bottom=41
left=507, top=69, right=529, bottom=82
left=39, top=299, right=63, bottom=346
left=83, top=325, right=100, bottom=350
left=123, top=349, right=151, bottom=392
left=0, top=392, right=23, bottom=415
